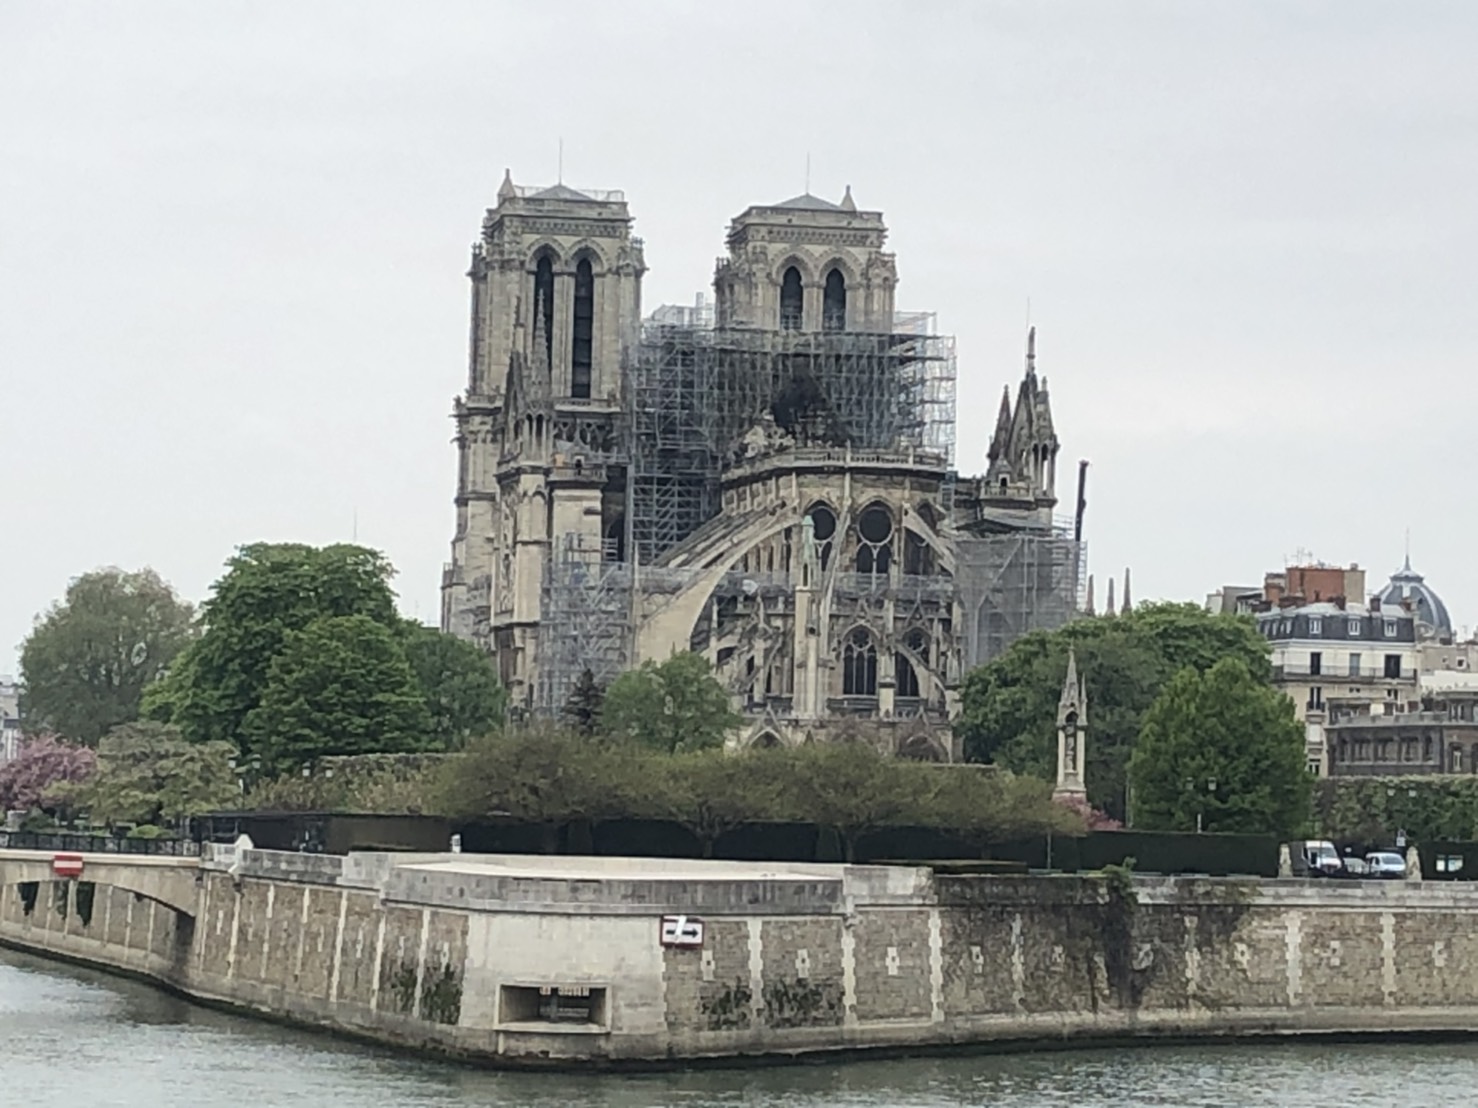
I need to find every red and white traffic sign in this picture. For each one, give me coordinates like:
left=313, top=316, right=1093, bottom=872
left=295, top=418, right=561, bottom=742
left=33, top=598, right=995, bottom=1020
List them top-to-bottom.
left=52, top=853, right=84, bottom=879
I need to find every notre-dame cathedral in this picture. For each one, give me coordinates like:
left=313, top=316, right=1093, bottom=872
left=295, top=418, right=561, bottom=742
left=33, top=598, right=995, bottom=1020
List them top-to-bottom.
left=440, top=171, right=1084, bottom=760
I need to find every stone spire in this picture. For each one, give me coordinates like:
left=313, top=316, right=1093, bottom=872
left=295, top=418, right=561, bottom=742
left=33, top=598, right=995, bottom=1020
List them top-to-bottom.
left=497, top=167, right=516, bottom=202
left=839, top=184, right=856, bottom=212
left=1025, top=325, right=1037, bottom=379
left=987, top=387, right=1013, bottom=463
left=1121, top=568, right=1133, bottom=615
left=1084, top=574, right=1096, bottom=617
left=1105, top=576, right=1116, bottom=617
left=1054, top=648, right=1088, bottom=801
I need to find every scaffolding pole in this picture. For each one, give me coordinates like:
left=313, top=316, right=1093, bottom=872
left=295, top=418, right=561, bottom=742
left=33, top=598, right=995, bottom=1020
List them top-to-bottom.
left=533, top=534, right=633, bottom=716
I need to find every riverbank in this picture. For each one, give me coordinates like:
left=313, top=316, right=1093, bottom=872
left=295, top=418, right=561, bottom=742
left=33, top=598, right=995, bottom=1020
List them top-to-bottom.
left=6, top=847, right=1478, bottom=1068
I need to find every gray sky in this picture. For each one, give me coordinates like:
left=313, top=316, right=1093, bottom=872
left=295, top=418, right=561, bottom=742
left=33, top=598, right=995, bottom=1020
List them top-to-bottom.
left=6, top=1, right=1478, bottom=668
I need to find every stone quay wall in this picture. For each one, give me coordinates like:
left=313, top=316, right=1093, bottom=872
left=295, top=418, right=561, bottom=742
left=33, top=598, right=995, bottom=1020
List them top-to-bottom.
left=5, top=849, right=1478, bottom=1067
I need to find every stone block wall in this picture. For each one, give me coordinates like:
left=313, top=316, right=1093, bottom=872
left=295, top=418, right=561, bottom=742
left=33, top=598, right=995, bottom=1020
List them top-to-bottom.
left=11, top=857, right=1478, bottom=1066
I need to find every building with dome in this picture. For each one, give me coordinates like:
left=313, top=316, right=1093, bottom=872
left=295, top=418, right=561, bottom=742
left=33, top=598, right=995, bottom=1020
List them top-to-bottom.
left=439, top=173, right=1088, bottom=758
left=1378, top=556, right=1454, bottom=640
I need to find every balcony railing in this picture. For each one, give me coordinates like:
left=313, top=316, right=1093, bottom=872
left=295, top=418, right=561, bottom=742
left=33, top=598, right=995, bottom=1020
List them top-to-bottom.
left=1275, top=664, right=1409, bottom=680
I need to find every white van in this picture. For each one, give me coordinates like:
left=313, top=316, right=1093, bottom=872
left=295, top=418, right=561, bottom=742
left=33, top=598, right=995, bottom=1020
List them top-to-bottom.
left=1298, top=840, right=1343, bottom=877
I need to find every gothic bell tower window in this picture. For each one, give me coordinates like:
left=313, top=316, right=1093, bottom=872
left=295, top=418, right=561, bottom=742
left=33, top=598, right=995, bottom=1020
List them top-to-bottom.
left=533, top=254, right=555, bottom=366
left=571, top=258, right=594, bottom=398
left=780, top=266, right=803, bottom=331
left=822, top=268, right=846, bottom=332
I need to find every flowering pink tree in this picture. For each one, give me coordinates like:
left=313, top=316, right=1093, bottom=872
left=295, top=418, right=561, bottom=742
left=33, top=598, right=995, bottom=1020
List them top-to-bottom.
left=0, top=735, right=97, bottom=815
left=1056, top=793, right=1123, bottom=831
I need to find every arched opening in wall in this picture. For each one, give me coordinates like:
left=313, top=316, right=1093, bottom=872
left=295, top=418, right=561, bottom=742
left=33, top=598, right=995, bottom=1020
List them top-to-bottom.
left=533, top=254, right=555, bottom=367
left=571, top=258, right=594, bottom=398
left=780, top=266, right=803, bottom=331
left=822, top=268, right=846, bottom=331
left=807, top=503, right=836, bottom=573
left=856, top=504, right=893, bottom=575
left=604, top=514, right=626, bottom=563
left=903, top=529, right=934, bottom=575
left=843, top=629, right=878, bottom=696
left=895, top=629, right=928, bottom=699
left=765, top=647, right=793, bottom=698
left=752, top=730, right=782, bottom=750
left=899, top=734, right=944, bottom=762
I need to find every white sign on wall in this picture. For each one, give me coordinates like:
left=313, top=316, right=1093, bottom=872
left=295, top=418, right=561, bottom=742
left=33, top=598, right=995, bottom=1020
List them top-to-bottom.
left=659, top=914, right=705, bottom=948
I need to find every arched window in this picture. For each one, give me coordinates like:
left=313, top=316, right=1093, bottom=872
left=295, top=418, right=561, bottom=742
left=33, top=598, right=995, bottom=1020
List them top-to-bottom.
left=533, top=254, right=555, bottom=368
left=571, top=258, right=594, bottom=398
left=780, top=266, right=803, bottom=331
left=823, top=268, right=846, bottom=331
left=808, top=503, right=836, bottom=572
left=856, top=504, right=893, bottom=575
left=843, top=629, right=878, bottom=696
left=895, top=629, right=927, bottom=699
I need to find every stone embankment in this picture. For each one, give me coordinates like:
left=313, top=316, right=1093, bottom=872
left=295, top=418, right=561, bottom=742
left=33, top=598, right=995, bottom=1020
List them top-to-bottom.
left=4, top=845, right=1478, bottom=1066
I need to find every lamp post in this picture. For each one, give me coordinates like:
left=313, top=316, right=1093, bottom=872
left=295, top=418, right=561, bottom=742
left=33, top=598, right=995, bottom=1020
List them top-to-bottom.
left=1188, top=777, right=1218, bottom=834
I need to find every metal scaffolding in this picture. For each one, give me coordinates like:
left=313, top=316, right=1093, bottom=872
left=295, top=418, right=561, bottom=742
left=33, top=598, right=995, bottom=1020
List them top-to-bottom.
left=626, top=321, right=958, bottom=566
left=955, top=523, right=1087, bottom=670
left=533, top=534, right=633, bottom=716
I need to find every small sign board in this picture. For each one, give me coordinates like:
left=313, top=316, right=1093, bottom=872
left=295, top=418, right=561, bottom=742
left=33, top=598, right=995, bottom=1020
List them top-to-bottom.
left=52, top=853, right=84, bottom=879
left=659, top=914, right=704, bottom=948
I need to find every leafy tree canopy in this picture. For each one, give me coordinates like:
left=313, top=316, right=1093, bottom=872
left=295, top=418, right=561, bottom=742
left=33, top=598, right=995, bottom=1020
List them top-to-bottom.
left=144, top=543, right=398, bottom=752
left=19, top=567, right=194, bottom=744
left=959, top=602, right=1272, bottom=819
left=244, top=614, right=433, bottom=775
left=399, top=622, right=506, bottom=749
left=602, top=652, right=741, bottom=754
left=1128, top=657, right=1310, bottom=838
left=68, top=721, right=239, bottom=829
left=0, top=736, right=97, bottom=815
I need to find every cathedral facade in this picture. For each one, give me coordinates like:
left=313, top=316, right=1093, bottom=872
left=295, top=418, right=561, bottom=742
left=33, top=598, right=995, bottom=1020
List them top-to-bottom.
left=441, top=173, right=1085, bottom=760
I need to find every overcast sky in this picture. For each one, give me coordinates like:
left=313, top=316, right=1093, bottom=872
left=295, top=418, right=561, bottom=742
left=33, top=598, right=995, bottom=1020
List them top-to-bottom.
left=6, top=1, right=1478, bottom=669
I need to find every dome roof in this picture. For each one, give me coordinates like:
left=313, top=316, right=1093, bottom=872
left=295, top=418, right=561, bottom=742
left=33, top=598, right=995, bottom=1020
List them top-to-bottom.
left=1378, top=557, right=1452, bottom=634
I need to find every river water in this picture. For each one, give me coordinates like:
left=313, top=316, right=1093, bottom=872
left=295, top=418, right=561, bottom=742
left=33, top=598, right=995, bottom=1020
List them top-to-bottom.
left=3, top=948, right=1475, bottom=1107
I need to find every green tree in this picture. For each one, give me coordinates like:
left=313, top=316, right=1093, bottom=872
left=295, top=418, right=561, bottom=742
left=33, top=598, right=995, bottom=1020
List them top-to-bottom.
left=145, top=543, right=398, bottom=754
left=19, top=568, right=194, bottom=744
left=960, top=602, right=1272, bottom=819
left=244, top=615, right=433, bottom=774
left=399, top=622, right=506, bottom=749
left=602, top=652, right=741, bottom=753
left=1128, top=657, right=1310, bottom=838
left=561, top=668, right=605, bottom=736
left=68, top=721, right=239, bottom=830
left=437, top=724, right=654, bottom=847
left=652, top=749, right=791, bottom=857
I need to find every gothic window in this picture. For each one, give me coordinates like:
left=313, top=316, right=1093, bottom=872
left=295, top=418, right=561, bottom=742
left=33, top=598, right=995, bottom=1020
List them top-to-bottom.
left=533, top=254, right=555, bottom=367
left=571, top=258, right=594, bottom=398
left=780, top=266, right=803, bottom=331
left=822, top=267, right=846, bottom=331
left=807, top=503, right=836, bottom=572
left=855, top=504, right=893, bottom=575
left=604, top=514, right=626, bottom=563
left=903, top=529, right=933, bottom=575
left=843, top=629, right=878, bottom=696
left=895, top=630, right=927, bottom=699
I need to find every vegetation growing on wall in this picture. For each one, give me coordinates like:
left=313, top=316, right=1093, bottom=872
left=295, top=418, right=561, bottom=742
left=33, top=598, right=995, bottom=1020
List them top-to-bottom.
left=1314, top=776, right=1478, bottom=845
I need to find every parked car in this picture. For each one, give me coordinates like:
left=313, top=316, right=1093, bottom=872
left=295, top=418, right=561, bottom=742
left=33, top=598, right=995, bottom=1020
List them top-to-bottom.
left=1297, top=840, right=1344, bottom=877
left=1365, top=851, right=1407, bottom=879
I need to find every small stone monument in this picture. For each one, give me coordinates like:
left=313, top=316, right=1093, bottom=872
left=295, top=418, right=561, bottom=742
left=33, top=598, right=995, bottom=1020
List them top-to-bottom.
left=1053, top=648, right=1088, bottom=802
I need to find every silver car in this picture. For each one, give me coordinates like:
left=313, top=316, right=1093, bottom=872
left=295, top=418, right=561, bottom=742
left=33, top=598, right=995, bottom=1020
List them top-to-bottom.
left=1365, top=851, right=1407, bottom=879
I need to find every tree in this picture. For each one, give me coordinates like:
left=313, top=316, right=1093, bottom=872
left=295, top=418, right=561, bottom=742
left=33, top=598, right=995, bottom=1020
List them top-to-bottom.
left=145, top=543, right=399, bottom=755
left=19, top=567, right=194, bottom=744
left=959, top=602, right=1273, bottom=819
left=243, top=614, right=433, bottom=774
left=399, top=622, right=506, bottom=749
left=602, top=652, right=741, bottom=753
left=1128, top=657, right=1310, bottom=838
left=561, top=668, right=605, bottom=736
left=68, top=722, right=239, bottom=830
left=437, top=724, right=654, bottom=846
left=0, top=736, right=97, bottom=816
left=651, top=749, right=791, bottom=857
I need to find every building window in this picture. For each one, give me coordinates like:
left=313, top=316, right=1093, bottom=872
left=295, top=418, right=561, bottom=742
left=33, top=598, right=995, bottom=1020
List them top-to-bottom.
left=533, top=254, right=555, bottom=367
left=571, top=258, right=594, bottom=398
left=779, top=266, right=803, bottom=331
left=822, top=267, right=846, bottom=331
left=855, top=504, right=893, bottom=576
left=1308, top=617, right=1322, bottom=636
left=1348, top=618, right=1361, bottom=636
left=1384, top=619, right=1398, bottom=637
left=843, top=629, right=878, bottom=696
left=895, top=629, right=928, bottom=699
left=1309, top=651, right=1322, bottom=676
left=1348, top=653, right=1362, bottom=677
left=1384, top=654, right=1402, bottom=679
left=1308, top=686, right=1324, bottom=710
left=500, top=985, right=608, bottom=1027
